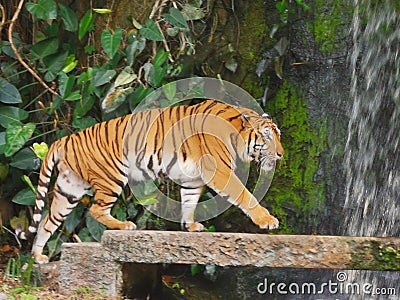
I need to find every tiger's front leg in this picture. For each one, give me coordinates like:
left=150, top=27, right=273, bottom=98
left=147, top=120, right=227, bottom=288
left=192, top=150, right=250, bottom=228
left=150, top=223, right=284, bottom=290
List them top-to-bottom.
left=201, top=157, right=279, bottom=230
left=211, top=174, right=279, bottom=229
left=90, top=190, right=136, bottom=230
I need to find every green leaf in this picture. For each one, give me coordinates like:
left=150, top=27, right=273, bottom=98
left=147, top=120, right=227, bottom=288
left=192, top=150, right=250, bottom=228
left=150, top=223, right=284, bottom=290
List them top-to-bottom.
left=25, top=0, right=57, bottom=20
left=58, top=2, right=78, bottom=32
left=163, top=7, right=188, bottom=29
left=93, top=8, right=112, bottom=14
left=79, top=10, right=95, bottom=40
left=139, top=19, right=164, bottom=41
left=101, top=28, right=122, bottom=59
left=125, top=35, right=146, bottom=66
left=30, top=37, right=59, bottom=60
left=1, top=41, right=17, bottom=59
left=153, top=48, right=169, bottom=67
left=43, top=50, right=68, bottom=75
left=61, top=54, right=78, bottom=73
left=144, top=63, right=167, bottom=87
left=115, top=66, right=137, bottom=87
left=92, top=68, right=116, bottom=87
left=58, top=73, right=75, bottom=99
left=0, top=78, right=22, bottom=104
left=162, top=81, right=176, bottom=101
left=129, top=85, right=154, bottom=109
left=73, top=86, right=95, bottom=118
left=64, top=90, right=81, bottom=101
left=0, top=107, right=29, bottom=128
left=72, top=116, right=97, bottom=130
left=5, top=122, right=36, bottom=157
left=32, top=142, right=48, bottom=160
left=10, top=148, right=38, bottom=170
left=22, top=175, right=37, bottom=193
left=12, top=188, right=36, bottom=206
left=135, top=193, right=159, bottom=206
left=111, top=203, right=127, bottom=221
left=64, top=204, right=85, bottom=233
left=86, top=213, right=106, bottom=242
left=77, top=227, right=94, bottom=242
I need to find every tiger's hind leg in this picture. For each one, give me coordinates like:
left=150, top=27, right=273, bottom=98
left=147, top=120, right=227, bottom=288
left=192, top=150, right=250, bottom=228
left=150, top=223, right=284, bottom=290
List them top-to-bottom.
left=32, top=170, right=91, bottom=264
left=89, top=183, right=136, bottom=230
left=180, top=186, right=205, bottom=232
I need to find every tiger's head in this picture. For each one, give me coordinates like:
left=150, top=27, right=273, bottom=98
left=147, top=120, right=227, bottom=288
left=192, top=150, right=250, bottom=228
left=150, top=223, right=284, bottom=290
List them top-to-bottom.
left=240, top=110, right=284, bottom=172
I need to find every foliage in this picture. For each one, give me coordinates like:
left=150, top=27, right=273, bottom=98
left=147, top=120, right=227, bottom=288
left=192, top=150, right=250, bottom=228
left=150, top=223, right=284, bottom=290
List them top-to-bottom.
left=0, top=0, right=205, bottom=260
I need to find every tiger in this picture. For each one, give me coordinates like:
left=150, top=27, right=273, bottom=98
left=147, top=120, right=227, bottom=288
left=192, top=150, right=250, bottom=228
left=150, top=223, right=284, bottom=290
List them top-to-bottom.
left=17, top=100, right=284, bottom=264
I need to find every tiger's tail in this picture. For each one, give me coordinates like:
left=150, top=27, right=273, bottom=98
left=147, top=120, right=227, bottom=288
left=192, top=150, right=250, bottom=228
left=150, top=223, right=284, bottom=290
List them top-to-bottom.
left=16, top=141, right=60, bottom=240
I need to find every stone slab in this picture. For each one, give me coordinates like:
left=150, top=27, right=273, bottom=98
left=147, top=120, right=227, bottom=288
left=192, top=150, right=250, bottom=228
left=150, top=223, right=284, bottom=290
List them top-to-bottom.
left=101, top=230, right=400, bottom=270
left=59, top=242, right=122, bottom=296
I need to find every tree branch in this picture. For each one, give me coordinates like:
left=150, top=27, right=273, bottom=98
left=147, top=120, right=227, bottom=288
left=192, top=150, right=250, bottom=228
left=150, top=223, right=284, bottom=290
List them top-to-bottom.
left=8, top=0, right=59, bottom=96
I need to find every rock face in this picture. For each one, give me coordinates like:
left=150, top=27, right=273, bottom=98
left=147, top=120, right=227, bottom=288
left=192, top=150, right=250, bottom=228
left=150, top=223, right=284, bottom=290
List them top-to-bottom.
left=58, top=231, right=400, bottom=297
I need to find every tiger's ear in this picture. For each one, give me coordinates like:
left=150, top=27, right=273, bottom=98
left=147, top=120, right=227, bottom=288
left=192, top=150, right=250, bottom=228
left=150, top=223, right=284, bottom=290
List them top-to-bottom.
left=262, top=112, right=271, bottom=119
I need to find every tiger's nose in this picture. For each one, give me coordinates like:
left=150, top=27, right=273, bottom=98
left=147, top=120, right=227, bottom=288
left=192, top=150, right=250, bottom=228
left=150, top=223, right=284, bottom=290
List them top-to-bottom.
left=276, top=149, right=284, bottom=159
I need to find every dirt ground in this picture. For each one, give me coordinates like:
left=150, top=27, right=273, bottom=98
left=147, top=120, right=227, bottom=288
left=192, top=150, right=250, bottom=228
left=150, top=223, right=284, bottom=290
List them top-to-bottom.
left=0, top=268, right=70, bottom=299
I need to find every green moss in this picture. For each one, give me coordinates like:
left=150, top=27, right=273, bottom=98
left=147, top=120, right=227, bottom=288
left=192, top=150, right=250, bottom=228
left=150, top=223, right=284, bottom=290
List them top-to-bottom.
left=238, top=0, right=272, bottom=98
left=311, top=0, right=353, bottom=52
left=264, top=81, right=326, bottom=234
left=350, top=242, right=400, bottom=271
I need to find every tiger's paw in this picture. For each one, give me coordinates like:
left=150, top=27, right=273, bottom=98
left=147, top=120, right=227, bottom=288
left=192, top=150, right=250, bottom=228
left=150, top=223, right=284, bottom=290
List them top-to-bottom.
left=252, top=209, right=279, bottom=230
left=257, top=215, right=279, bottom=230
left=121, top=221, right=136, bottom=230
left=186, top=222, right=205, bottom=232
left=34, top=253, right=49, bottom=264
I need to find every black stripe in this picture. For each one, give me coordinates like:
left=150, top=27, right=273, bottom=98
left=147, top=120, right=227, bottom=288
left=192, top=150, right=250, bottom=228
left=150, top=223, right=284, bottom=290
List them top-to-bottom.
left=165, top=152, right=177, bottom=173
left=54, top=186, right=78, bottom=204
left=181, top=186, right=201, bottom=190
left=49, top=214, right=61, bottom=226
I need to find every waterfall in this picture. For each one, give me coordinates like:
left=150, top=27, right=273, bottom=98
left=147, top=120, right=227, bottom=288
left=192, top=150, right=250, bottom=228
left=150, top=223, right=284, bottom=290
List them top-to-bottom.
left=344, top=0, right=400, bottom=237
left=344, top=1, right=400, bottom=299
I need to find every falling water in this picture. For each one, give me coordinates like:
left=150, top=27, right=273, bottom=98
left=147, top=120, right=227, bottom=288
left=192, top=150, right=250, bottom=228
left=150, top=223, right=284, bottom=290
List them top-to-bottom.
left=345, top=0, right=400, bottom=237
left=344, top=1, right=400, bottom=299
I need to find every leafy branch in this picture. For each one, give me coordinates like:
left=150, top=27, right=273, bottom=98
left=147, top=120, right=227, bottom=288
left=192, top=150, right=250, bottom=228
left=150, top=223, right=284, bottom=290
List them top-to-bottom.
left=7, top=0, right=59, bottom=96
